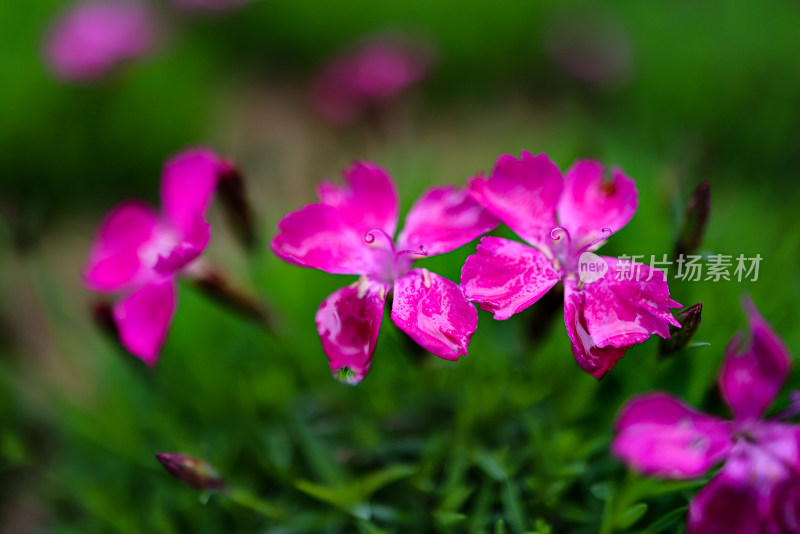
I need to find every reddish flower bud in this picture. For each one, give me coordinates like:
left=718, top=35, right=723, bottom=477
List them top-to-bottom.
left=216, top=161, right=257, bottom=251
left=659, top=302, right=703, bottom=357
left=155, top=452, right=225, bottom=491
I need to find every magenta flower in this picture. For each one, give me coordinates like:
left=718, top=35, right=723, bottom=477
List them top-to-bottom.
left=45, top=1, right=155, bottom=82
left=543, top=8, right=633, bottom=87
left=312, top=35, right=434, bottom=125
left=84, top=149, right=227, bottom=365
left=460, top=151, right=681, bottom=378
left=271, top=162, right=497, bottom=384
left=613, top=298, right=798, bottom=534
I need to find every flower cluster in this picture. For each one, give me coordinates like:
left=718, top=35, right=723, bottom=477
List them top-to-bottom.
left=85, top=146, right=793, bottom=534
left=271, top=152, right=682, bottom=382
left=613, top=298, right=798, bottom=533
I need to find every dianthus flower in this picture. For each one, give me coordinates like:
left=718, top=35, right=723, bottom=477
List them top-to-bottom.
left=461, top=151, right=680, bottom=378
left=271, top=162, right=497, bottom=384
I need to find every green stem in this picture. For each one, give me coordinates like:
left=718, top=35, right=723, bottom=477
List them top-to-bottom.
left=226, top=487, right=285, bottom=520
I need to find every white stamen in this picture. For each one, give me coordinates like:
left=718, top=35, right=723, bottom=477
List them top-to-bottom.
left=421, top=268, right=432, bottom=289
left=357, top=276, right=369, bottom=299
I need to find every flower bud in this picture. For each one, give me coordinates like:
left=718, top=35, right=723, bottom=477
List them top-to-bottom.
left=217, top=161, right=257, bottom=251
left=659, top=303, right=703, bottom=357
left=155, top=452, right=225, bottom=491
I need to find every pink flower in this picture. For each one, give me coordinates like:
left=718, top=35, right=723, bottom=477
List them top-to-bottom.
left=45, top=1, right=155, bottom=82
left=543, top=8, right=633, bottom=87
left=312, top=35, right=434, bottom=125
left=84, top=149, right=227, bottom=365
left=460, top=151, right=681, bottom=378
left=271, top=162, right=498, bottom=384
left=612, top=298, right=798, bottom=534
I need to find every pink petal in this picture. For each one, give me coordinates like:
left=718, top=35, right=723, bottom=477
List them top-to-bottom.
left=161, top=148, right=221, bottom=237
left=468, top=152, right=563, bottom=249
left=557, top=160, right=638, bottom=245
left=317, top=161, right=399, bottom=238
left=396, top=186, right=498, bottom=257
left=397, top=186, right=498, bottom=256
left=84, top=202, right=159, bottom=292
left=271, top=203, right=385, bottom=275
left=156, top=211, right=212, bottom=276
left=152, top=234, right=209, bottom=274
left=460, top=237, right=560, bottom=320
left=583, top=257, right=681, bottom=349
left=391, top=269, right=477, bottom=360
left=112, top=277, right=177, bottom=366
left=315, top=280, right=388, bottom=385
left=563, top=280, right=629, bottom=378
left=719, top=298, right=792, bottom=422
left=613, top=393, right=733, bottom=478
left=723, top=423, right=800, bottom=490
left=688, top=473, right=762, bottom=534
left=769, top=474, right=800, bottom=534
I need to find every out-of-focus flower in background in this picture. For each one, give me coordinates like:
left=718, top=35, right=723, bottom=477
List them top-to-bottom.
left=44, top=0, right=156, bottom=83
left=543, top=7, right=633, bottom=88
left=312, top=34, right=435, bottom=126
left=84, top=149, right=224, bottom=365
left=613, top=298, right=799, bottom=534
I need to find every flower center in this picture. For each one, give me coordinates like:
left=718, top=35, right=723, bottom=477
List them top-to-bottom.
left=138, top=226, right=180, bottom=270
left=549, top=226, right=612, bottom=272
left=364, top=228, right=428, bottom=282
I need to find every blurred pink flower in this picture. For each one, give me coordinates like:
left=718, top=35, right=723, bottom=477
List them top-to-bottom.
left=45, top=0, right=155, bottom=82
left=544, top=8, right=633, bottom=87
left=312, top=35, right=434, bottom=125
left=84, top=149, right=227, bottom=365
left=460, top=152, right=681, bottom=378
left=271, top=162, right=497, bottom=384
left=613, top=298, right=798, bottom=534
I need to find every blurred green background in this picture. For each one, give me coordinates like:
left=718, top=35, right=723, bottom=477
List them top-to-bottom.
left=2, top=0, right=800, bottom=532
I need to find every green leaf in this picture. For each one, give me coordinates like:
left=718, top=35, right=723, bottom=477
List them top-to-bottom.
left=474, top=450, right=508, bottom=482
left=357, top=464, right=417, bottom=500
left=294, top=465, right=415, bottom=518
left=502, top=480, right=527, bottom=533
left=618, top=503, right=648, bottom=529
left=635, top=507, right=687, bottom=534
left=434, top=510, right=467, bottom=527
left=532, top=518, right=553, bottom=534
